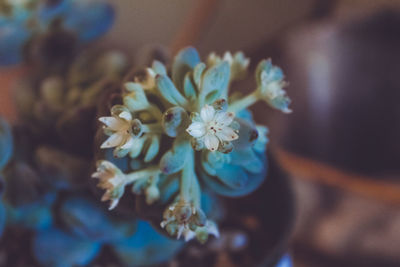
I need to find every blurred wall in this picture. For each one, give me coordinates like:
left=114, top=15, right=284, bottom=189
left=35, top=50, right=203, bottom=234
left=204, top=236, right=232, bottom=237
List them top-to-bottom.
left=105, top=0, right=316, bottom=55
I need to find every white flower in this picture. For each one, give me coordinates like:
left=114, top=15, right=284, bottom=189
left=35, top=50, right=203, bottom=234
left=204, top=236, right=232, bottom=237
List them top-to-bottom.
left=260, top=71, right=286, bottom=99
left=186, top=105, right=238, bottom=151
left=99, top=106, right=135, bottom=150
left=92, top=161, right=127, bottom=210
left=160, top=201, right=218, bottom=242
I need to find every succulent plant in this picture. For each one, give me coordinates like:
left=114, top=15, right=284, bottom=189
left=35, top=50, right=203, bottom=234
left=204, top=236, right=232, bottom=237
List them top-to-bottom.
left=94, top=47, right=291, bottom=243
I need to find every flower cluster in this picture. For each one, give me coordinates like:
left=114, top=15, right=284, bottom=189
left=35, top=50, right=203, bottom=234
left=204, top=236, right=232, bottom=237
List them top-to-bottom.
left=94, top=47, right=291, bottom=242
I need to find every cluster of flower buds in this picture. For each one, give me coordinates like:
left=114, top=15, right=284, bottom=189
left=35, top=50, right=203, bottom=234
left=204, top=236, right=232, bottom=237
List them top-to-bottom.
left=94, top=47, right=291, bottom=242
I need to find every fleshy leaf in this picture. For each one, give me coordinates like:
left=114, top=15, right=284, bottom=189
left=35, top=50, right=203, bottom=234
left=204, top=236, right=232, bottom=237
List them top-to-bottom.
left=172, top=47, right=200, bottom=91
left=152, top=60, right=167, bottom=75
left=200, top=61, right=230, bottom=104
left=193, top=62, right=206, bottom=89
left=183, top=72, right=197, bottom=101
left=156, top=74, right=188, bottom=106
left=123, top=82, right=149, bottom=111
left=161, top=106, right=189, bottom=137
left=0, top=117, right=13, bottom=170
left=144, top=135, right=160, bottom=162
left=160, top=140, right=190, bottom=175
left=201, top=151, right=267, bottom=197
left=60, top=196, right=136, bottom=243
left=0, top=201, right=6, bottom=238
left=112, top=220, right=183, bottom=267
left=33, top=228, right=101, bottom=267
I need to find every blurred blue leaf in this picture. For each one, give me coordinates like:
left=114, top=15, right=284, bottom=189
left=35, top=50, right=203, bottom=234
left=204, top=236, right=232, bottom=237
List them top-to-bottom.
left=63, top=1, right=115, bottom=42
left=0, top=21, right=31, bottom=66
left=172, top=46, right=200, bottom=91
left=0, top=117, right=13, bottom=169
left=201, top=151, right=267, bottom=197
left=5, top=193, right=55, bottom=230
left=60, top=196, right=136, bottom=243
left=0, top=201, right=6, bottom=238
left=112, top=220, right=183, bottom=267
left=33, top=227, right=101, bottom=267
left=276, top=253, right=292, bottom=267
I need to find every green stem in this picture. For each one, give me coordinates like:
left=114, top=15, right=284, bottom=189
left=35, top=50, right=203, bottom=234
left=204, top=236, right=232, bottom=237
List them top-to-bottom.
left=228, top=91, right=259, bottom=113
left=142, top=123, right=163, bottom=133
left=180, top=145, right=194, bottom=202
left=125, top=166, right=160, bottom=184
left=190, top=170, right=201, bottom=209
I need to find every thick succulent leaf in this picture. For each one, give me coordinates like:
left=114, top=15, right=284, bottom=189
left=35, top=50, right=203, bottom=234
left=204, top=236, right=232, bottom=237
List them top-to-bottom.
left=0, top=21, right=31, bottom=66
left=172, top=47, right=200, bottom=91
left=152, top=60, right=167, bottom=75
left=200, top=61, right=230, bottom=104
left=193, top=62, right=206, bottom=89
left=183, top=72, right=197, bottom=101
left=156, top=74, right=188, bottom=106
left=123, top=82, right=149, bottom=111
left=161, top=106, right=189, bottom=137
left=0, top=118, right=13, bottom=170
left=232, top=118, right=259, bottom=150
left=253, top=125, right=269, bottom=153
left=144, top=135, right=160, bottom=162
left=160, top=140, right=191, bottom=175
left=231, top=147, right=264, bottom=174
left=200, top=152, right=267, bottom=197
left=3, top=162, right=47, bottom=206
left=158, top=174, right=179, bottom=204
left=5, top=193, right=55, bottom=230
left=60, top=196, right=136, bottom=243
left=0, top=201, right=5, bottom=238
left=112, top=220, right=183, bottom=267
left=33, top=228, right=101, bottom=267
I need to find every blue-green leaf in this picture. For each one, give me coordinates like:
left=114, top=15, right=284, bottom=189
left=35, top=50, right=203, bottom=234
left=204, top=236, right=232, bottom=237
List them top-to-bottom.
left=172, top=47, right=200, bottom=91
left=200, top=61, right=230, bottom=104
left=156, top=74, right=188, bottom=106
left=161, top=106, right=189, bottom=137
left=0, top=117, right=13, bottom=170
left=144, top=135, right=160, bottom=162
left=160, top=140, right=190, bottom=175
left=60, top=196, right=136, bottom=243
left=112, top=220, right=183, bottom=267
left=33, top=228, right=101, bottom=267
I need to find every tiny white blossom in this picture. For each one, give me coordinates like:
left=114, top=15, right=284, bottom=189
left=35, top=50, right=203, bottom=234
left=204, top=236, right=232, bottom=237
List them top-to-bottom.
left=260, top=71, right=286, bottom=99
left=186, top=105, right=238, bottom=151
left=99, top=107, right=135, bottom=150
left=92, top=161, right=127, bottom=210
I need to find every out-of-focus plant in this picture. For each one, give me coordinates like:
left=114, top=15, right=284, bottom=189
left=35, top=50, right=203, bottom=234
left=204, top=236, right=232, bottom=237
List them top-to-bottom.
left=0, top=0, right=114, bottom=66
left=0, top=45, right=186, bottom=266
left=94, top=47, right=291, bottom=243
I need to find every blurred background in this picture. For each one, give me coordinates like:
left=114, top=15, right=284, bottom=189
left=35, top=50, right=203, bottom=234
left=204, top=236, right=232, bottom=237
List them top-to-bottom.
left=1, top=0, right=400, bottom=266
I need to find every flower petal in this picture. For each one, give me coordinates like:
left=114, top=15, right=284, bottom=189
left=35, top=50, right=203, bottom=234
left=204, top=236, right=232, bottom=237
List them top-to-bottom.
left=200, top=105, right=215, bottom=123
left=118, top=111, right=132, bottom=121
left=214, top=111, right=235, bottom=126
left=99, top=117, right=124, bottom=130
left=186, top=122, right=206, bottom=138
left=216, top=126, right=238, bottom=141
left=101, top=133, right=124, bottom=148
left=204, top=133, right=219, bottom=151
left=120, top=136, right=135, bottom=150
